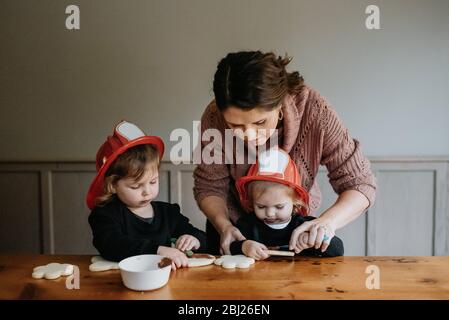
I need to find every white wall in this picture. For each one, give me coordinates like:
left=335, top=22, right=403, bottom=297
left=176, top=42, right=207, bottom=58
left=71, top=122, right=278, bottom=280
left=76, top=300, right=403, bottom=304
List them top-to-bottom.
left=1, top=0, right=448, bottom=161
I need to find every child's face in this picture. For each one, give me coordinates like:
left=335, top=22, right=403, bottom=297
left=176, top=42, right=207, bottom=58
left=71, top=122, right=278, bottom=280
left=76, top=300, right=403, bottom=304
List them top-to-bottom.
left=114, top=166, right=159, bottom=209
left=252, top=186, right=294, bottom=225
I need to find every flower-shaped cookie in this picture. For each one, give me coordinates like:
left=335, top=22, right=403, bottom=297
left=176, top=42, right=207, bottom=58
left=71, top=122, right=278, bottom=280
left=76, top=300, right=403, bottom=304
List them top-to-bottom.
left=214, top=255, right=255, bottom=269
left=32, top=263, right=74, bottom=280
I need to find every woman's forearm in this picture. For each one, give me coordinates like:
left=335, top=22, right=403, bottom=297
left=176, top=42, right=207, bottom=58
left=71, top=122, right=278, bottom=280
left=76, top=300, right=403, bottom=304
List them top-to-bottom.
left=319, top=189, right=370, bottom=231
left=198, top=195, right=232, bottom=234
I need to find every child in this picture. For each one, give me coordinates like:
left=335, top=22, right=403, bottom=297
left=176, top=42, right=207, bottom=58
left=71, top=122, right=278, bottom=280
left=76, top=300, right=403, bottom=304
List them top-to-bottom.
left=86, top=120, right=206, bottom=270
left=232, top=148, right=344, bottom=260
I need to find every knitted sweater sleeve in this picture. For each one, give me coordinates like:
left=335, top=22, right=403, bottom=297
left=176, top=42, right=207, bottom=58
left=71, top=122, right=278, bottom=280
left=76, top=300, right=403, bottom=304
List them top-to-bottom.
left=318, top=95, right=377, bottom=207
left=193, top=101, right=230, bottom=204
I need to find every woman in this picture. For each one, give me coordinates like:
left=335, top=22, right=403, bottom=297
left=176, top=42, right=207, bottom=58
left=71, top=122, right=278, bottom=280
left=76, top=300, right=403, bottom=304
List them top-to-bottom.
left=193, top=51, right=376, bottom=255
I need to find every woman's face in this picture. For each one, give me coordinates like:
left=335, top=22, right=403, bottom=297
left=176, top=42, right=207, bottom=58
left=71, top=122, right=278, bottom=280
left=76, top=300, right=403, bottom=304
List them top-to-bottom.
left=222, top=105, right=281, bottom=146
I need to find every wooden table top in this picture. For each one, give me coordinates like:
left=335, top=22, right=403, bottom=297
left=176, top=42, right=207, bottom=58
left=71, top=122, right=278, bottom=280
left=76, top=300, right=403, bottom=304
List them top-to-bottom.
left=1, top=255, right=449, bottom=300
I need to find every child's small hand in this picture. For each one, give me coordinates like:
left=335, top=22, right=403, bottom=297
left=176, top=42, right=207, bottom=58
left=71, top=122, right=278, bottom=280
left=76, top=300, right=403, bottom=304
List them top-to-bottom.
left=291, top=232, right=312, bottom=254
left=175, top=235, right=200, bottom=251
left=242, top=240, right=269, bottom=260
left=157, top=246, right=189, bottom=270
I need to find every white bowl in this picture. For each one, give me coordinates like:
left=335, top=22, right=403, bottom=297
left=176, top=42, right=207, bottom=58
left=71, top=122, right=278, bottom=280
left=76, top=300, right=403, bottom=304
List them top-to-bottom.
left=118, top=255, right=171, bottom=291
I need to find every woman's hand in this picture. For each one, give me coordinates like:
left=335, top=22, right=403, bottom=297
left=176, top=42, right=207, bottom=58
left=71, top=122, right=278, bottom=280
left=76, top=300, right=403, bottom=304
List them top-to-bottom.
left=197, top=196, right=245, bottom=255
left=289, top=218, right=335, bottom=254
left=220, top=224, right=246, bottom=255
left=291, top=232, right=312, bottom=253
left=175, top=235, right=200, bottom=251
left=242, top=240, right=269, bottom=260
left=157, top=246, right=189, bottom=270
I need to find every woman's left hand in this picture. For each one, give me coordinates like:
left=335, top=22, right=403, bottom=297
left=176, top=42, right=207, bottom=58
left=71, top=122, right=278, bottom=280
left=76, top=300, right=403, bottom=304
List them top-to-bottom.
left=289, top=218, right=336, bottom=254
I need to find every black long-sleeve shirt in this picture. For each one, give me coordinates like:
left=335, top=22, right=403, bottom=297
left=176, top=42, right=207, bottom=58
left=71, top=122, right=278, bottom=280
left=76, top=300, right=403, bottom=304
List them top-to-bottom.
left=88, top=197, right=207, bottom=262
left=230, top=214, right=344, bottom=257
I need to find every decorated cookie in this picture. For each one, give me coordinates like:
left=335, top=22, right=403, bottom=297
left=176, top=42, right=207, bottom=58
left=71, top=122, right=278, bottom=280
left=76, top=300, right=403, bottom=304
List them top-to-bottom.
left=187, top=254, right=216, bottom=267
left=214, top=255, right=255, bottom=269
left=89, top=256, right=119, bottom=272
left=32, top=263, right=74, bottom=280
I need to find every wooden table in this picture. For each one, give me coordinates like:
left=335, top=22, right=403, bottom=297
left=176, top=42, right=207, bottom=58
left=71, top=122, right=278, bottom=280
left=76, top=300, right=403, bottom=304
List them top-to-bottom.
left=1, top=255, right=449, bottom=300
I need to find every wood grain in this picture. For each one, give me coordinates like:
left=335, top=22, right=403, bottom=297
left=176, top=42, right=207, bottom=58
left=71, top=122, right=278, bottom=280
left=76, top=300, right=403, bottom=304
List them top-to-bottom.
left=1, top=255, right=448, bottom=300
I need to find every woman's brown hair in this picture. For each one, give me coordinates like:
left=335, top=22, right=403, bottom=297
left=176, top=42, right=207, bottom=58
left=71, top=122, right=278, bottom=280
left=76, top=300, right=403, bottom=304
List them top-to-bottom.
left=213, top=51, right=305, bottom=111
left=95, top=144, right=160, bottom=206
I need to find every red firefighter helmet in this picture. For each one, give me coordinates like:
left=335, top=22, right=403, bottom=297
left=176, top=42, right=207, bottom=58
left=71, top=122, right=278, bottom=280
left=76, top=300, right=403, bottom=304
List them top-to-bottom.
left=86, top=120, right=164, bottom=210
left=236, top=148, right=309, bottom=216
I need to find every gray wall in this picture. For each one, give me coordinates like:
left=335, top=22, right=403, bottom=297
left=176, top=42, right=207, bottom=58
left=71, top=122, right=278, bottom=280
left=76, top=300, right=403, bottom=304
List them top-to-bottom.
left=1, top=0, right=448, bottom=161
left=0, top=1, right=448, bottom=256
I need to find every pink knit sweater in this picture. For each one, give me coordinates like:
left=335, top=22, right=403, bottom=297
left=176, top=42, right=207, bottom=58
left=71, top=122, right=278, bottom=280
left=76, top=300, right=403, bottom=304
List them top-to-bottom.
left=193, top=85, right=377, bottom=224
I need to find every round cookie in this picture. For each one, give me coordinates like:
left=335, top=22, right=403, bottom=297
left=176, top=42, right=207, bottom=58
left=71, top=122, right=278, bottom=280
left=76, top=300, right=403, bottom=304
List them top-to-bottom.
left=187, top=254, right=216, bottom=267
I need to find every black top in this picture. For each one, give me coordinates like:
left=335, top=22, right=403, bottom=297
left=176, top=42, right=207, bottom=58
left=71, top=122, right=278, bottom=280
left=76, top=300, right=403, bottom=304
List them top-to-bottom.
left=88, top=196, right=207, bottom=262
left=230, top=214, right=344, bottom=257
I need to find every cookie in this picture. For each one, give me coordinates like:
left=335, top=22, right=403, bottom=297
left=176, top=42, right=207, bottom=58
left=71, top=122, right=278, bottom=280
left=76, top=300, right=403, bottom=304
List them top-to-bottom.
left=187, top=254, right=216, bottom=267
left=214, top=255, right=255, bottom=269
left=89, top=256, right=119, bottom=272
left=32, top=263, right=74, bottom=280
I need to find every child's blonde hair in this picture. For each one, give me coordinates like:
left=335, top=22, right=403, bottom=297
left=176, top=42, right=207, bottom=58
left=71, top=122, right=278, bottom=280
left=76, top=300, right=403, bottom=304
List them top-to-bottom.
left=95, top=144, right=160, bottom=206
left=247, top=180, right=309, bottom=215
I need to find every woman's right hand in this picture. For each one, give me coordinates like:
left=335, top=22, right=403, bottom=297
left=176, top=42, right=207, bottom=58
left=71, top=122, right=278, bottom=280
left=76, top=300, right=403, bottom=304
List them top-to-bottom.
left=220, top=224, right=246, bottom=255
left=157, top=246, right=189, bottom=270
